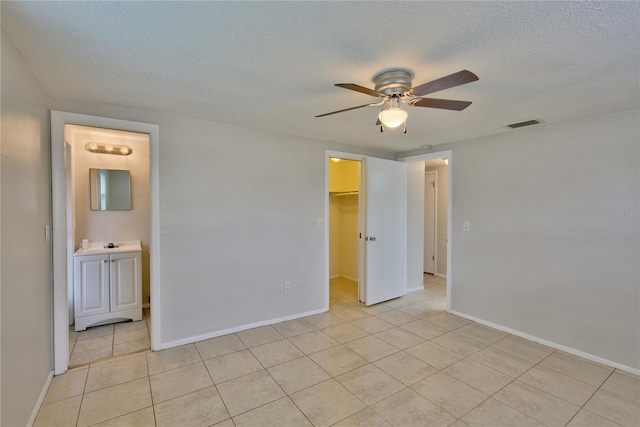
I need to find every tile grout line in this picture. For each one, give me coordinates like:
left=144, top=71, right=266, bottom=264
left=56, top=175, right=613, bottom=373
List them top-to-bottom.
left=43, top=281, right=636, bottom=427
left=194, top=339, right=235, bottom=426
left=143, top=349, right=158, bottom=427
left=481, top=349, right=570, bottom=426
left=75, top=362, right=91, bottom=427
left=563, top=369, right=619, bottom=427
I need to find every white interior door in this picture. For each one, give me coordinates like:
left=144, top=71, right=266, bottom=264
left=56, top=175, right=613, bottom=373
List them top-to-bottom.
left=364, top=156, right=406, bottom=305
left=424, top=171, right=436, bottom=274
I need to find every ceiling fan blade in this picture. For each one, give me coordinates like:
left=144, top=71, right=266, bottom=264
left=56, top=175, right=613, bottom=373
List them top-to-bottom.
left=410, top=70, right=478, bottom=97
left=335, top=83, right=385, bottom=98
left=411, top=98, right=472, bottom=111
left=315, top=103, right=373, bottom=118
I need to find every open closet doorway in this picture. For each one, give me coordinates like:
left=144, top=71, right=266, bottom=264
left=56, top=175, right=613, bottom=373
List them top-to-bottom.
left=324, top=151, right=406, bottom=310
left=328, top=157, right=362, bottom=307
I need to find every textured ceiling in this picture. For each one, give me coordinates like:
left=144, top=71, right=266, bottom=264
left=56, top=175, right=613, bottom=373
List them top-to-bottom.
left=2, top=1, right=638, bottom=153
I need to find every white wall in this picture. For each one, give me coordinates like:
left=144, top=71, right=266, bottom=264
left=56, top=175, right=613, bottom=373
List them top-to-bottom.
left=1, top=30, right=53, bottom=426
left=48, top=97, right=393, bottom=346
left=413, top=109, right=639, bottom=370
left=68, top=126, right=151, bottom=303
left=406, top=161, right=425, bottom=290
left=425, top=165, right=448, bottom=275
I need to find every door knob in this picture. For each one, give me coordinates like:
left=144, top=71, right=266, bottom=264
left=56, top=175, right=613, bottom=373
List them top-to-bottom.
left=365, top=236, right=377, bottom=241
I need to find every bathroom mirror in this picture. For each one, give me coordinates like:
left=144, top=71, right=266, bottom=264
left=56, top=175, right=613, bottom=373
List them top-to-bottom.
left=89, top=168, right=131, bottom=210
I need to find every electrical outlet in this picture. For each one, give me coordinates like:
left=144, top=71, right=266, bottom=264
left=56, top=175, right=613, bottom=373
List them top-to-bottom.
left=284, top=281, right=292, bottom=293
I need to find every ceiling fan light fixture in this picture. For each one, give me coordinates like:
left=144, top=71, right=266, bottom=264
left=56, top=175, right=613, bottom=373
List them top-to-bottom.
left=378, top=98, right=407, bottom=128
left=378, top=108, right=407, bottom=128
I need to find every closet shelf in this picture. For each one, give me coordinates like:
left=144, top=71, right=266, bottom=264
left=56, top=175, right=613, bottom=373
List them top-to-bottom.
left=330, top=190, right=359, bottom=197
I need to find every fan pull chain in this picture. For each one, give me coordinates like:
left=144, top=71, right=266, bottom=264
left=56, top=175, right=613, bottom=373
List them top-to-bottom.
left=404, top=123, right=407, bottom=134
left=380, top=125, right=383, bottom=133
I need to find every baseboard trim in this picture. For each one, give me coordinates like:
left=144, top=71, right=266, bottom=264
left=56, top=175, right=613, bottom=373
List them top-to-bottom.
left=434, top=273, right=447, bottom=279
left=329, top=274, right=340, bottom=279
left=406, top=286, right=424, bottom=293
left=159, top=307, right=328, bottom=350
left=450, top=310, right=640, bottom=376
left=27, top=370, right=54, bottom=427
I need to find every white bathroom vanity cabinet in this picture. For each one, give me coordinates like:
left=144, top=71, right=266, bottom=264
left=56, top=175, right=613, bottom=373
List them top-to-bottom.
left=73, top=241, right=142, bottom=331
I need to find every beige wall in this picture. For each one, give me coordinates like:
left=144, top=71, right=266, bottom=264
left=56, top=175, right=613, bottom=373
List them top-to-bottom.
left=1, top=29, right=53, bottom=426
left=48, top=97, right=392, bottom=345
left=404, top=109, right=640, bottom=370
left=68, top=125, right=151, bottom=303
left=425, top=164, right=448, bottom=275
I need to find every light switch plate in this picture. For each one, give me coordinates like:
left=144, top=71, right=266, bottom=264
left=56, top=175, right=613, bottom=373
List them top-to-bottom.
left=316, top=218, right=324, bottom=228
left=463, top=221, right=470, bottom=232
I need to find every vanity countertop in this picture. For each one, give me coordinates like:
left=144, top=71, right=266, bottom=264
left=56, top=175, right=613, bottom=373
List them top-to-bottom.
left=74, top=240, right=141, bottom=256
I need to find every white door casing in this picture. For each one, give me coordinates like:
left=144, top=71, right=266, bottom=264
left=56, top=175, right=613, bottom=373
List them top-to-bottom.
left=363, top=156, right=407, bottom=306
left=424, top=171, right=436, bottom=274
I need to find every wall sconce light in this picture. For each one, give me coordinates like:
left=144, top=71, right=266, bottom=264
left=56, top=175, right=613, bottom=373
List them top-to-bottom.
left=85, top=143, right=133, bottom=156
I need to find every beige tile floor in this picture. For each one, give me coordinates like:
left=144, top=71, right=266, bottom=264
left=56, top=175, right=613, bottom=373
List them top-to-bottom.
left=37, top=276, right=639, bottom=426
left=69, top=309, right=151, bottom=368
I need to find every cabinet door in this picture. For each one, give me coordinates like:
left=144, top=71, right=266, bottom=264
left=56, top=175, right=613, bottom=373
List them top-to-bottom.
left=110, top=252, right=142, bottom=313
left=74, top=255, right=110, bottom=317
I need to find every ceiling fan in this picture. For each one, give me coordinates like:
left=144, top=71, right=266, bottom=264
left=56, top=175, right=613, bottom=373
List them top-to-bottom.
left=316, top=69, right=478, bottom=132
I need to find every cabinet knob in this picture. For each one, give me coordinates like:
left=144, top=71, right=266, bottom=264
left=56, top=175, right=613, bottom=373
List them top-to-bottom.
left=111, top=259, right=116, bottom=262
left=103, top=260, right=108, bottom=263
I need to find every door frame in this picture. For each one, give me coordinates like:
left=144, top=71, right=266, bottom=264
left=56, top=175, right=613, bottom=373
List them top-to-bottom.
left=51, top=111, right=161, bottom=375
left=324, top=150, right=366, bottom=310
left=398, top=150, right=453, bottom=312
left=424, top=170, right=437, bottom=274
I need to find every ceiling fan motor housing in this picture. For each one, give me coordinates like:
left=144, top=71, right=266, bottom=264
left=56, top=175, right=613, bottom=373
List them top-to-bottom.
left=373, top=69, right=413, bottom=95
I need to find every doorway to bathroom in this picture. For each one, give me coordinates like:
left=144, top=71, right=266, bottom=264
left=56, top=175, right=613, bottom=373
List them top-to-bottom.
left=51, top=111, right=161, bottom=375
left=65, top=124, right=151, bottom=367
